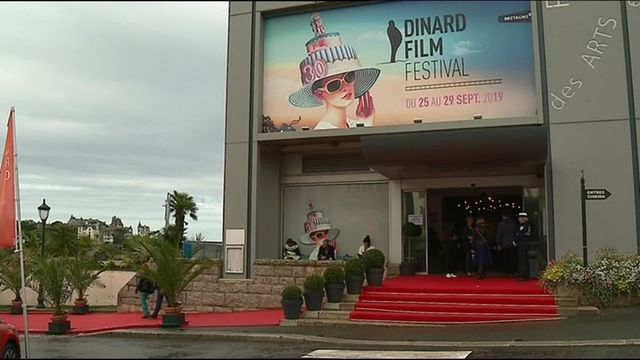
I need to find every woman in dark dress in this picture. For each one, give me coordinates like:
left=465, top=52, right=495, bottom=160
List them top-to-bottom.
left=473, top=217, right=493, bottom=279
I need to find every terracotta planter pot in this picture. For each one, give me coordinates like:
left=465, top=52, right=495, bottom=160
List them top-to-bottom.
left=73, top=298, right=89, bottom=315
left=10, top=300, right=22, bottom=315
left=162, top=306, right=185, bottom=328
left=49, top=313, right=70, bottom=334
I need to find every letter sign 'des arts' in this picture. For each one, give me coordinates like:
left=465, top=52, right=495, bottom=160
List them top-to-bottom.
left=261, top=0, right=537, bottom=133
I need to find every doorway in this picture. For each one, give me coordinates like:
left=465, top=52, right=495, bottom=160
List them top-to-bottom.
left=401, top=186, right=546, bottom=276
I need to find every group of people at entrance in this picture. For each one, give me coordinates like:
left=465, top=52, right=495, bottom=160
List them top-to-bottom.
left=441, top=212, right=532, bottom=280
left=282, top=235, right=375, bottom=261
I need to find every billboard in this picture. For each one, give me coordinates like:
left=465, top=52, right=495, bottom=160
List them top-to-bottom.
left=261, top=0, right=537, bottom=132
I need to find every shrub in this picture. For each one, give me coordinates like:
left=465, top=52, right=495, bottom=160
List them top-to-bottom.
left=362, top=248, right=385, bottom=269
left=540, top=248, right=640, bottom=308
left=344, top=258, right=364, bottom=276
left=323, top=266, right=345, bottom=284
left=304, top=274, right=325, bottom=292
left=281, top=284, right=302, bottom=300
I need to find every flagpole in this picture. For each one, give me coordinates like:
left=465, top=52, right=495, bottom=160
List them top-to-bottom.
left=12, top=107, right=30, bottom=359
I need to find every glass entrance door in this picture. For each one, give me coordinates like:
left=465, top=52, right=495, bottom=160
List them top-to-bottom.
left=523, top=187, right=546, bottom=277
left=402, top=191, right=427, bottom=273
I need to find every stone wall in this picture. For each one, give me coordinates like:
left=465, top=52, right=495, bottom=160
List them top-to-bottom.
left=117, top=259, right=391, bottom=313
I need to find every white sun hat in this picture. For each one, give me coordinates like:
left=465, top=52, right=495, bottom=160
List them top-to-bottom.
left=288, top=13, right=380, bottom=108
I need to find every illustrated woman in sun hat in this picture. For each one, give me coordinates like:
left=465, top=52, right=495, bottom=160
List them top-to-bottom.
left=288, top=13, right=381, bottom=130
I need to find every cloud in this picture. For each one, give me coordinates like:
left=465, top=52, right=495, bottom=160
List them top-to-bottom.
left=0, top=2, right=228, bottom=240
left=357, top=31, right=388, bottom=42
left=452, top=41, right=484, bottom=56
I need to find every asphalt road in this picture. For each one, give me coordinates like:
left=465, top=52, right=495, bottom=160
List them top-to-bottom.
left=17, top=335, right=640, bottom=359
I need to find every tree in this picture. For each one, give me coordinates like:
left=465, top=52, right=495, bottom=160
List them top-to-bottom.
left=168, top=191, right=198, bottom=247
left=46, top=223, right=79, bottom=257
left=112, top=228, right=126, bottom=246
left=133, top=237, right=214, bottom=308
left=0, top=250, right=29, bottom=303
left=30, top=256, right=73, bottom=316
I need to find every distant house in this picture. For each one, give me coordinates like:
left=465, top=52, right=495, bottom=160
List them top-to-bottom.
left=67, top=215, right=137, bottom=243
left=68, top=215, right=107, bottom=241
left=137, top=221, right=150, bottom=237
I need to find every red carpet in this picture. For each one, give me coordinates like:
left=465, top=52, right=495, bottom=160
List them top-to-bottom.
left=350, top=275, right=561, bottom=325
left=1, top=310, right=282, bottom=335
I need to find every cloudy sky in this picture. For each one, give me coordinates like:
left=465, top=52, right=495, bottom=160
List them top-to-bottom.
left=0, top=2, right=228, bottom=241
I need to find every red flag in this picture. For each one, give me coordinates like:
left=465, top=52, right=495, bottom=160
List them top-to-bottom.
left=0, top=108, right=16, bottom=249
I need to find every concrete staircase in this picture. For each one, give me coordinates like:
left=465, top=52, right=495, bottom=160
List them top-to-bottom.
left=280, top=294, right=360, bottom=327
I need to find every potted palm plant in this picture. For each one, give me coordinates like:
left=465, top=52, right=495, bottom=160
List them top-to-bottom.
left=401, top=222, right=421, bottom=275
left=134, top=237, right=214, bottom=328
left=363, top=248, right=386, bottom=287
left=0, top=251, right=28, bottom=315
left=30, top=256, right=73, bottom=335
left=66, top=256, right=106, bottom=315
left=344, top=257, right=365, bottom=294
left=323, top=266, right=345, bottom=303
left=303, top=274, right=325, bottom=311
left=281, top=284, right=303, bottom=320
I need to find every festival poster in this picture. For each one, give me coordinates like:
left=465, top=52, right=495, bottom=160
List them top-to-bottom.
left=261, top=0, right=536, bottom=133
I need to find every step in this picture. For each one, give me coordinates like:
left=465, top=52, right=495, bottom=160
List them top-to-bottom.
left=366, top=286, right=548, bottom=295
left=359, top=292, right=557, bottom=305
left=343, top=294, right=360, bottom=303
left=555, top=296, right=579, bottom=307
left=356, top=301, right=557, bottom=315
left=324, top=302, right=356, bottom=311
left=557, top=306, right=600, bottom=317
left=350, top=309, right=562, bottom=324
left=304, top=310, right=351, bottom=320
left=279, top=318, right=446, bottom=327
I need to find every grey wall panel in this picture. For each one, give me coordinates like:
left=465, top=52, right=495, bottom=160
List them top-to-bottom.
left=230, top=1, right=252, bottom=16
left=257, top=1, right=321, bottom=13
left=543, top=1, right=628, bottom=122
left=628, top=1, right=640, bottom=117
left=226, top=13, right=253, bottom=144
left=551, top=120, right=637, bottom=258
left=223, top=142, right=250, bottom=230
left=256, top=146, right=282, bottom=259
left=283, top=183, right=389, bottom=259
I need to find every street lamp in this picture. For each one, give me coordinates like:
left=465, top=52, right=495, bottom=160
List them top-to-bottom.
left=36, top=199, right=50, bottom=309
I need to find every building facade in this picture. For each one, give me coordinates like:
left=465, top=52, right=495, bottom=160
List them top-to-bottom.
left=223, top=1, right=640, bottom=278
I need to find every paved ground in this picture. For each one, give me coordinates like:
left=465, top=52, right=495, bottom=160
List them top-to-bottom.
left=13, top=306, right=640, bottom=358
left=185, top=307, right=640, bottom=343
left=17, top=335, right=640, bottom=358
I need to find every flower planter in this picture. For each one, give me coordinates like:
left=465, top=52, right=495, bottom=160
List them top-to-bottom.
left=365, top=268, right=384, bottom=287
left=346, top=274, right=364, bottom=295
left=325, top=283, right=345, bottom=303
left=556, top=284, right=588, bottom=306
left=303, top=290, right=324, bottom=311
left=610, top=293, right=640, bottom=307
left=72, top=298, right=89, bottom=315
left=281, top=298, right=303, bottom=319
left=9, top=300, right=22, bottom=315
left=162, top=306, right=185, bottom=328
left=48, top=314, right=70, bottom=335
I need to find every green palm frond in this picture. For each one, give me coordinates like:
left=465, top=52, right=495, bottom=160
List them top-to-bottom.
left=134, top=238, right=213, bottom=307
left=30, top=256, right=73, bottom=315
